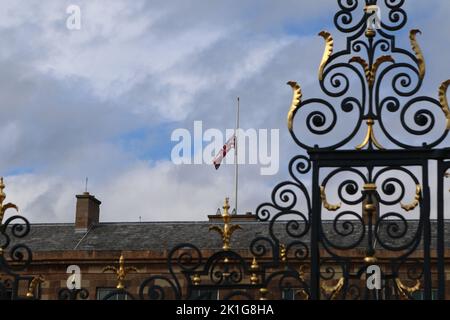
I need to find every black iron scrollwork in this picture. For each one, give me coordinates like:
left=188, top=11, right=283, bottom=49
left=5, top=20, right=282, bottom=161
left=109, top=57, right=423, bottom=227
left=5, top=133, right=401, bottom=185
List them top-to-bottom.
left=135, top=0, right=447, bottom=301
left=257, top=0, right=449, bottom=301
left=288, top=0, right=449, bottom=151
left=139, top=243, right=200, bottom=300
left=58, top=288, right=89, bottom=300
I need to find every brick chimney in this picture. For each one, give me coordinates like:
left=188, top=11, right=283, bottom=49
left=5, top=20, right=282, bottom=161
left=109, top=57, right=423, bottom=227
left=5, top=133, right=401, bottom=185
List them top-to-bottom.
left=75, top=192, right=101, bottom=232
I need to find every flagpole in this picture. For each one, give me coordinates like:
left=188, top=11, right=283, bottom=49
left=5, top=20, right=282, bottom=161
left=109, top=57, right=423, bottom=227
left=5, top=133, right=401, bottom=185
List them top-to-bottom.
left=234, top=97, right=240, bottom=215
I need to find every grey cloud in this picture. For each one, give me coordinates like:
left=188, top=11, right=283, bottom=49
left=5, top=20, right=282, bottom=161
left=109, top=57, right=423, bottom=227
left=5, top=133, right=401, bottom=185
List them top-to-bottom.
left=0, top=0, right=448, bottom=223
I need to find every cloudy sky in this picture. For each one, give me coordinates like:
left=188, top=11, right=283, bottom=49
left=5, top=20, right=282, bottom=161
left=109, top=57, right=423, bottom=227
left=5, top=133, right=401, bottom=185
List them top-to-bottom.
left=0, top=0, right=449, bottom=223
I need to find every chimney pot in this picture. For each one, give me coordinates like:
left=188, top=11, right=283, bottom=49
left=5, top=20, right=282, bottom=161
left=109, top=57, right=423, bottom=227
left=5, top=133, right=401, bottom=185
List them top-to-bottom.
left=75, top=192, right=101, bottom=232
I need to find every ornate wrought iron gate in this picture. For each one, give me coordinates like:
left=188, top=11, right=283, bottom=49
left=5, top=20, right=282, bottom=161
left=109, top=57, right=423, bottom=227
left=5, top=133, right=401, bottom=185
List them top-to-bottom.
left=131, top=0, right=449, bottom=301
left=142, top=0, right=449, bottom=300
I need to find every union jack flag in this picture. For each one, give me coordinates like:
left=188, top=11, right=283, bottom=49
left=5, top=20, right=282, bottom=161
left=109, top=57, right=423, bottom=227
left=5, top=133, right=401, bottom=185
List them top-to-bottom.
left=213, top=134, right=236, bottom=170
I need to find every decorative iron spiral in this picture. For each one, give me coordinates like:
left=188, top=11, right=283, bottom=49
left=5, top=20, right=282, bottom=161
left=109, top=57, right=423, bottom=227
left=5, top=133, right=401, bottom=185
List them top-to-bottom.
left=57, top=288, right=89, bottom=300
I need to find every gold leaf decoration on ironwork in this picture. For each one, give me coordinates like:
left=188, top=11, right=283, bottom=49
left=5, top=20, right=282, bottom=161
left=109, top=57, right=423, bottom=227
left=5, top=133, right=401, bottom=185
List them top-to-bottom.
left=409, top=29, right=426, bottom=80
left=318, top=31, right=334, bottom=81
left=349, top=55, right=395, bottom=88
left=349, top=56, right=369, bottom=82
left=372, top=56, right=396, bottom=85
left=438, top=79, right=450, bottom=130
left=286, top=81, right=302, bottom=133
left=355, top=119, right=385, bottom=150
left=0, top=177, right=19, bottom=225
left=400, top=184, right=422, bottom=212
left=320, top=186, right=341, bottom=211
left=209, top=197, right=241, bottom=251
left=279, top=243, right=287, bottom=263
left=103, top=254, right=138, bottom=289
left=250, top=257, right=259, bottom=285
left=298, top=264, right=307, bottom=282
left=192, top=274, right=201, bottom=286
left=26, top=275, right=45, bottom=298
left=321, top=277, right=344, bottom=300
left=395, top=278, right=420, bottom=300
left=259, top=287, right=269, bottom=300
left=296, top=288, right=310, bottom=300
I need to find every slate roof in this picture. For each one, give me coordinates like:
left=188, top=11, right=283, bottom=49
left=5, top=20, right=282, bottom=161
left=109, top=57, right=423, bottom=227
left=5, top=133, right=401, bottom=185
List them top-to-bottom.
left=9, top=220, right=450, bottom=252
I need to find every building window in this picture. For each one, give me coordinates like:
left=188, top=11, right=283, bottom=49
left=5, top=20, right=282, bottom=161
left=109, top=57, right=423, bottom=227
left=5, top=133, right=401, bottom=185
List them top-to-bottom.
left=96, top=287, right=129, bottom=300
left=282, top=288, right=308, bottom=300
left=191, top=289, right=219, bottom=300
left=411, top=289, right=438, bottom=300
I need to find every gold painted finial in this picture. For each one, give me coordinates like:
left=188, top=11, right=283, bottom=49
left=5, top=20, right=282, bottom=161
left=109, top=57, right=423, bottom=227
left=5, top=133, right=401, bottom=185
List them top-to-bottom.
left=365, top=28, right=376, bottom=38
left=355, top=119, right=385, bottom=150
left=0, top=177, right=19, bottom=225
left=363, top=183, right=377, bottom=191
left=223, top=197, right=230, bottom=220
left=209, top=198, right=242, bottom=251
left=279, top=244, right=287, bottom=263
left=102, top=254, right=138, bottom=289
left=364, top=255, right=378, bottom=264
left=250, top=257, right=259, bottom=284
left=250, top=257, right=259, bottom=271
left=192, top=274, right=201, bottom=286
left=26, top=275, right=45, bottom=298
left=259, top=288, right=269, bottom=300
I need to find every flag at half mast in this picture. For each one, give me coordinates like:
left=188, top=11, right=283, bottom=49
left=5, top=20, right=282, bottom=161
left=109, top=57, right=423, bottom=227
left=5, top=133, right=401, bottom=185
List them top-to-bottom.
left=212, top=97, right=240, bottom=214
left=213, top=134, right=236, bottom=170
